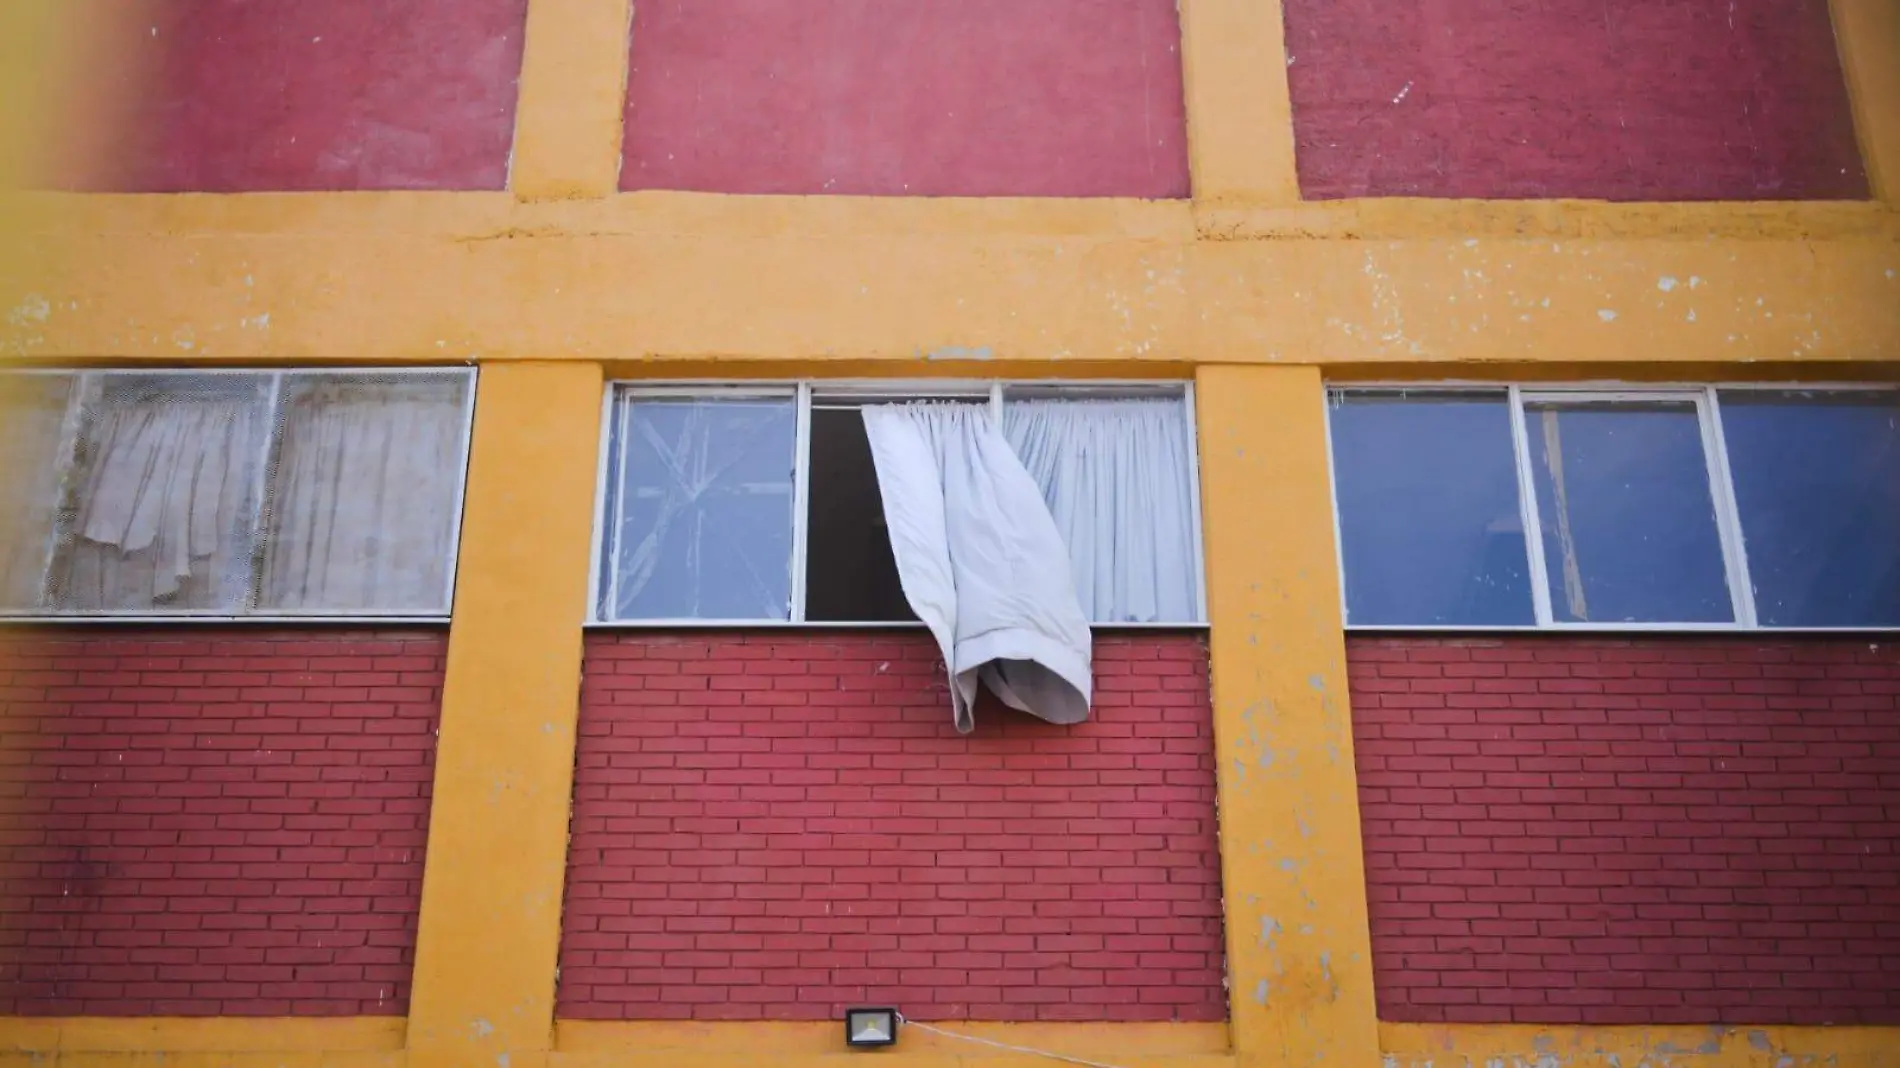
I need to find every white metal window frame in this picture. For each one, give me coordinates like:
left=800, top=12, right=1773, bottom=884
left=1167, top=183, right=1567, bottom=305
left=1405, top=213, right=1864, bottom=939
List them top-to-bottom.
left=0, top=366, right=478, bottom=625
left=588, top=379, right=1209, bottom=629
left=1324, top=380, right=1900, bottom=634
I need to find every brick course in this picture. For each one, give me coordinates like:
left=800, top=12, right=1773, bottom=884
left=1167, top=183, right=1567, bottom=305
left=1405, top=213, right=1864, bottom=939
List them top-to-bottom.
left=1283, top=0, right=1866, bottom=200
left=0, top=629, right=443, bottom=1016
left=559, top=631, right=1224, bottom=1022
left=1348, top=636, right=1900, bottom=1025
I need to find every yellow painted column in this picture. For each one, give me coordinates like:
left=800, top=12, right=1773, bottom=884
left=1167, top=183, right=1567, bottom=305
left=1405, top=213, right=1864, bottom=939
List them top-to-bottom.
left=509, top=0, right=635, bottom=200
left=1177, top=0, right=1303, bottom=205
left=1832, top=0, right=1900, bottom=204
left=407, top=362, right=604, bottom=1068
left=1196, top=365, right=1379, bottom=1068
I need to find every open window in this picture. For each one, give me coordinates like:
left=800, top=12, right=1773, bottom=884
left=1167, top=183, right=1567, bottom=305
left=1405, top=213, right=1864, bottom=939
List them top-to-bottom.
left=591, top=382, right=1206, bottom=626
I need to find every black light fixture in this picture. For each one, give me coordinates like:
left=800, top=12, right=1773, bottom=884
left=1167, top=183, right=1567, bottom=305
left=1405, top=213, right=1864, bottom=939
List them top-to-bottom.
left=844, top=1007, right=900, bottom=1048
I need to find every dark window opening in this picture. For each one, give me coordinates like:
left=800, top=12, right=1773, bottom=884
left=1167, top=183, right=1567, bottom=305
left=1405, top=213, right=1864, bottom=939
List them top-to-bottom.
left=804, top=407, right=917, bottom=623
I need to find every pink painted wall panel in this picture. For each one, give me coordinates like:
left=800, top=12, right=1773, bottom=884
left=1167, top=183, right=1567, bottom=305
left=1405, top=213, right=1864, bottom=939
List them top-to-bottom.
left=86, top=0, right=528, bottom=192
left=620, top=0, right=1189, bottom=197
left=1284, top=0, right=1867, bottom=200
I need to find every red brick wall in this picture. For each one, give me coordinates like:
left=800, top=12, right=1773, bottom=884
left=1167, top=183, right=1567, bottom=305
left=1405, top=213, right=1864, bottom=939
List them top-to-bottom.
left=69, top=0, right=528, bottom=192
left=619, top=0, right=1189, bottom=197
left=1283, top=0, right=1867, bottom=200
left=0, top=629, right=443, bottom=1016
left=560, top=631, right=1223, bottom=1022
left=1348, top=636, right=1900, bottom=1025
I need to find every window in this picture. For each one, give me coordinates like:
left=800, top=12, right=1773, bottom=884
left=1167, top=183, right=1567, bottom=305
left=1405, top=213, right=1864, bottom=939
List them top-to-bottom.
left=0, top=369, right=476, bottom=618
left=592, top=382, right=1205, bottom=625
left=1327, top=385, right=1900, bottom=630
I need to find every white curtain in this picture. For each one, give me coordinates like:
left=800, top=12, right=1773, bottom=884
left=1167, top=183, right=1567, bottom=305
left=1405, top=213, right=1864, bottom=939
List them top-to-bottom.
left=0, top=377, right=73, bottom=608
left=260, top=377, right=467, bottom=612
left=58, top=390, right=263, bottom=610
left=1003, top=397, right=1199, bottom=624
left=862, top=402, right=1093, bottom=734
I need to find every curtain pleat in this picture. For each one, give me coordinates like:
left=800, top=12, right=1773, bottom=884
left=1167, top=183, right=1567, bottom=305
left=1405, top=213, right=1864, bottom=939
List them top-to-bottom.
left=260, top=378, right=465, bottom=611
left=0, top=379, right=73, bottom=608
left=1002, top=398, right=1198, bottom=624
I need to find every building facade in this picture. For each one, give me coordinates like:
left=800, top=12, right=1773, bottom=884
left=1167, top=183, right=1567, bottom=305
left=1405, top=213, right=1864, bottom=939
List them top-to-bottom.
left=0, top=2, right=1897, bottom=1067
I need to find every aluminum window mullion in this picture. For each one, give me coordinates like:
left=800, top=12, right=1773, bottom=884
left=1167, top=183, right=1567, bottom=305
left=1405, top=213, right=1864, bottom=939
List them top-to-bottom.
left=585, top=383, right=616, bottom=624
left=789, top=383, right=814, bottom=623
left=1507, top=386, right=1556, bottom=626
left=1700, top=387, right=1758, bottom=628
left=1321, top=388, right=1350, bottom=626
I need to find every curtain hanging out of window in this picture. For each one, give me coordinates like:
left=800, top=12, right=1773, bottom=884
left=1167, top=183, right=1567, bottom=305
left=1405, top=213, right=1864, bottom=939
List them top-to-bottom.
left=861, top=402, right=1093, bottom=733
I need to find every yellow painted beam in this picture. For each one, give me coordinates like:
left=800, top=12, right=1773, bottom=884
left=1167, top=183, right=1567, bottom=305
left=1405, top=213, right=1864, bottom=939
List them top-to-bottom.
left=508, top=0, right=634, bottom=200
left=1178, top=0, right=1302, bottom=205
left=1832, top=0, right=1900, bottom=205
left=2, top=196, right=1895, bottom=368
left=405, top=362, right=604, bottom=1068
left=1195, top=366, right=1377, bottom=1068
left=0, top=1017, right=403, bottom=1053
left=555, top=1020, right=1230, bottom=1058
left=1380, top=1023, right=1900, bottom=1068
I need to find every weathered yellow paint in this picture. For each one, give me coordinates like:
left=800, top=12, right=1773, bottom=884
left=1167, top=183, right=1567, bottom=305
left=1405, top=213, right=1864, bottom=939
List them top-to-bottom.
left=509, top=0, right=634, bottom=200
left=1177, top=0, right=1302, bottom=205
left=1832, top=0, right=1900, bottom=205
left=3, top=194, right=1896, bottom=367
left=404, top=362, right=603, bottom=1068
left=1195, top=365, right=1378, bottom=1068
left=0, top=1017, right=404, bottom=1053
left=557, top=1020, right=1230, bottom=1057
left=1381, top=1024, right=1900, bottom=1068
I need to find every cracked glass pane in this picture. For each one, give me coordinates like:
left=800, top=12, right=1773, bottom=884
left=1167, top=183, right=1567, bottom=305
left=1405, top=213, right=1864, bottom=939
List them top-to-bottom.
left=607, top=396, right=797, bottom=620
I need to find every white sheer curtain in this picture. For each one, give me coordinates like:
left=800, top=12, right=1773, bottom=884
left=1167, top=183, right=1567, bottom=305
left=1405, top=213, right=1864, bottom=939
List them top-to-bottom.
left=260, top=376, right=468, bottom=612
left=0, top=377, right=73, bottom=608
left=57, top=388, right=264, bottom=611
left=1003, top=397, right=1199, bottom=623
left=863, top=402, right=1093, bottom=733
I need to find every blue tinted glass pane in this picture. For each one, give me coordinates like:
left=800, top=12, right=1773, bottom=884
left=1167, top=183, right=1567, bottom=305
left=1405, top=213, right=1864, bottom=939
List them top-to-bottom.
left=1719, top=390, right=1900, bottom=627
left=1330, top=392, right=1534, bottom=626
left=610, top=398, right=796, bottom=620
left=1526, top=402, right=1732, bottom=624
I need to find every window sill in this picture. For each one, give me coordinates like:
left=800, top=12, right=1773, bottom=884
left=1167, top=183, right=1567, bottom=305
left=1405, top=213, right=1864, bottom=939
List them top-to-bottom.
left=0, top=614, right=451, bottom=626
left=583, top=619, right=1210, bottom=631
left=1344, top=623, right=1900, bottom=635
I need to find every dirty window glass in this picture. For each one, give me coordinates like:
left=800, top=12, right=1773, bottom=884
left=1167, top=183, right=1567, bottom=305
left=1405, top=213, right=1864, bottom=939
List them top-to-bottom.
left=1719, top=390, right=1900, bottom=627
left=1329, top=391, right=1534, bottom=626
left=604, top=396, right=797, bottom=621
left=1525, top=400, right=1732, bottom=624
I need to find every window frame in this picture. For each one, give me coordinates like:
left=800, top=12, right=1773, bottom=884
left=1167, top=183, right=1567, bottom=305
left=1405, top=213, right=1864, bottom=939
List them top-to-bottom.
left=0, top=366, right=479, bottom=624
left=588, top=379, right=1209, bottom=629
left=1325, top=380, right=1900, bottom=634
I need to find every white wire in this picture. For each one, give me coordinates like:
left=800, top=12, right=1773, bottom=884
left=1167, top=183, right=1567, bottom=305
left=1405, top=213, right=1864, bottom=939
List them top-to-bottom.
left=896, top=1015, right=1137, bottom=1068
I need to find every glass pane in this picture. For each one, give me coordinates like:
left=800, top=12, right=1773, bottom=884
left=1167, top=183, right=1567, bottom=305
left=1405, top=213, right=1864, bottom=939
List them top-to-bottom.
left=258, top=372, right=472, bottom=614
left=47, top=374, right=271, bottom=613
left=0, top=375, right=75, bottom=609
left=1720, top=390, right=1900, bottom=627
left=1329, top=391, right=1534, bottom=626
left=1003, top=394, right=1200, bottom=623
left=607, top=396, right=796, bottom=620
left=1526, top=400, right=1732, bottom=624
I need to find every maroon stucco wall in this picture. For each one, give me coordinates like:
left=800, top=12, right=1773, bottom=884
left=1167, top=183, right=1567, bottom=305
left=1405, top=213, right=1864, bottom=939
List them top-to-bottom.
left=78, top=0, right=528, bottom=192
left=619, top=0, right=1189, bottom=197
left=1283, top=0, right=1867, bottom=200
left=0, top=630, right=442, bottom=1015
left=560, top=631, right=1224, bottom=1021
left=1349, top=637, right=1900, bottom=1025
